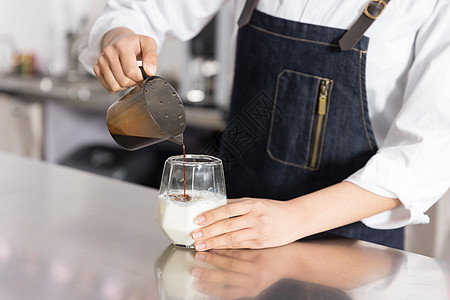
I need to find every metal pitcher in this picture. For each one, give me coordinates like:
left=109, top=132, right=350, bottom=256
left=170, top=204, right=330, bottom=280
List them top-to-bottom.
left=106, top=67, right=185, bottom=150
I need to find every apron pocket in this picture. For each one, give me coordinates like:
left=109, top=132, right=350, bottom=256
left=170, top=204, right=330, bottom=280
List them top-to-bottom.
left=267, top=70, right=332, bottom=170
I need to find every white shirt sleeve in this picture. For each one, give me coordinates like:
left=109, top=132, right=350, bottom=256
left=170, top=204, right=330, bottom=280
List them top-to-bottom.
left=79, top=0, right=229, bottom=74
left=346, top=0, right=450, bottom=229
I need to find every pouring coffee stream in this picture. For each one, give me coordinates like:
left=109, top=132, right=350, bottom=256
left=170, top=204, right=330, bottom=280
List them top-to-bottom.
left=106, top=66, right=189, bottom=199
left=182, top=142, right=187, bottom=199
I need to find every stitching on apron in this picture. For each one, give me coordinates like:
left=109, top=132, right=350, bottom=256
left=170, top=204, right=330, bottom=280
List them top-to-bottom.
left=248, top=24, right=368, bottom=53
left=358, top=51, right=375, bottom=153
left=266, top=69, right=333, bottom=170
left=266, top=70, right=316, bottom=169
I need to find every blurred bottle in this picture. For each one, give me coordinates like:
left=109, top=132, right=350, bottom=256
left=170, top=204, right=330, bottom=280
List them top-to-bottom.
left=12, top=52, right=35, bottom=77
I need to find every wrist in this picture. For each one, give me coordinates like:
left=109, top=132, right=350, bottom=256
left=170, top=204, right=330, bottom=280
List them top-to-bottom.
left=287, top=194, right=317, bottom=240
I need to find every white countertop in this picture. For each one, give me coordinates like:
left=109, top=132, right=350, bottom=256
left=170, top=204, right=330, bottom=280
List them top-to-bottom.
left=0, top=151, right=166, bottom=299
left=0, top=152, right=448, bottom=299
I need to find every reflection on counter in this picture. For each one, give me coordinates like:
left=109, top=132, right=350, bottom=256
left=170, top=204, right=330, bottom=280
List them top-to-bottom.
left=154, top=239, right=449, bottom=300
left=155, top=245, right=217, bottom=300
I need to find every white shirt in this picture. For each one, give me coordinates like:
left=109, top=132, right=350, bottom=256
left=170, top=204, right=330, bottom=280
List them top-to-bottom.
left=80, top=0, right=450, bottom=230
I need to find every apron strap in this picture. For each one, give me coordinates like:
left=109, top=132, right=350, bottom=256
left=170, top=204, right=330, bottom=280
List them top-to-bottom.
left=238, top=0, right=259, bottom=28
left=339, top=0, right=391, bottom=51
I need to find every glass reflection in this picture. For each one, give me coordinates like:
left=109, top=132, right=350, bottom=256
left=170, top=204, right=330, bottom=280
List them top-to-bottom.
left=155, top=245, right=217, bottom=299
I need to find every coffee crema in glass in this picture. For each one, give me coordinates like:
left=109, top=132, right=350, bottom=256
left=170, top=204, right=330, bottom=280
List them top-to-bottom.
left=156, top=155, right=227, bottom=247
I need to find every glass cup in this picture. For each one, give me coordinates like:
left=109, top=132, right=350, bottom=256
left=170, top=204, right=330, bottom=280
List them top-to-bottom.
left=155, top=155, right=227, bottom=248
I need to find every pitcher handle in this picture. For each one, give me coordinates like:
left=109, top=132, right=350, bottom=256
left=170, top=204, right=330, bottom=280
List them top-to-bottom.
left=139, top=66, right=150, bottom=80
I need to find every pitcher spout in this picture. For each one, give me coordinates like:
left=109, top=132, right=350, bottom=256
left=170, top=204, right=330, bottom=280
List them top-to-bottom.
left=168, top=133, right=183, bottom=144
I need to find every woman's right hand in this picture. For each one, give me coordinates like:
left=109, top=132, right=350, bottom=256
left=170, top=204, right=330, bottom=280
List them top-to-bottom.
left=94, top=27, right=158, bottom=93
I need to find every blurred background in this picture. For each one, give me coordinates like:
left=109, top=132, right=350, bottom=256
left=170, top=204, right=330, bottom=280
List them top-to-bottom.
left=0, top=0, right=447, bottom=261
left=0, top=0, right=233, bottom=186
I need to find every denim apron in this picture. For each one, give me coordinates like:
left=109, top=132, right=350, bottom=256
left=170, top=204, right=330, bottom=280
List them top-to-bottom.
left=218, top=10, right=404, bottom=249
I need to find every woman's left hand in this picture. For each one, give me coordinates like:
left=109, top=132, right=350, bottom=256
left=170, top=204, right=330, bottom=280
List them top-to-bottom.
left=191, top=198, right=299, bottom=251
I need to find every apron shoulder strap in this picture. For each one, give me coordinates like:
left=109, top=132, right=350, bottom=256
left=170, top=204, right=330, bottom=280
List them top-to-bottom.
left=237, top=0, right=390, bottom=51
left=238, top=0, right=259, bottom=28
left=339, top=0, right=391, bottom=51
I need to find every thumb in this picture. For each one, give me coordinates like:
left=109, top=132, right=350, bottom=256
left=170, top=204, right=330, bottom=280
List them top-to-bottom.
left=139, top=35, right=158, bottom=76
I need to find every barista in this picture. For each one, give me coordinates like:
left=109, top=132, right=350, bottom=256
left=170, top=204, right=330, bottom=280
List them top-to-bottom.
left=80, top=0, right=450, bottom=251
